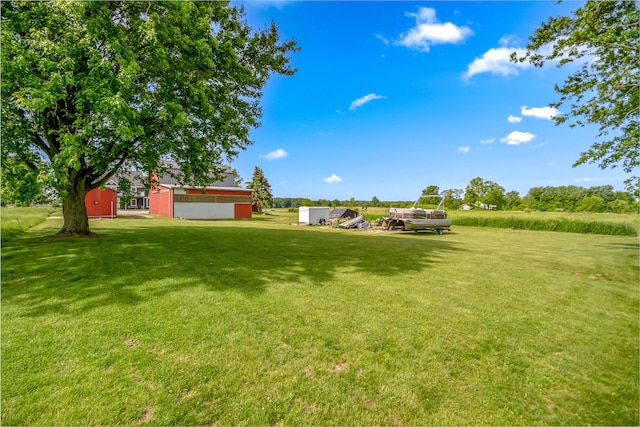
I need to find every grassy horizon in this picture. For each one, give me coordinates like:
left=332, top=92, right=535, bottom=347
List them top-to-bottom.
left=2, top=212, right=638, bottom=425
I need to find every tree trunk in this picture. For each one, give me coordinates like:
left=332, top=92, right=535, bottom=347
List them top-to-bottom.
left=58, top=179, right=92, bottom=236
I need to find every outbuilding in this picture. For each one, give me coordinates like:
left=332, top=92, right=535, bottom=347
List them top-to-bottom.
left=149, top=184, right=252, bottom=220
left=85, top=188, right=117, bottom=218
left=299, top=206, right=330, bottom=224
left=330, top=208, right=358, bottom=220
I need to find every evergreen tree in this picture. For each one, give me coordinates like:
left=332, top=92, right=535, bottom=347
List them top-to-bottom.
left=247, top=166, right=273, bottom=212
left=230, top=168, right=244, bottom=187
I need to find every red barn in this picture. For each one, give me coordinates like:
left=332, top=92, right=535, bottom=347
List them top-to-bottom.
left=149, top=184, right=252, bottom=220
left=85, top=188, right=117, bottom=218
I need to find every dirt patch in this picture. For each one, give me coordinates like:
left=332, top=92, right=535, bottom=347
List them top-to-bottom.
left=124, top=338, right=139, bottom=347
left=330, top=362, right=349, bottom=373
left=132, top=406, right=154, bottom=424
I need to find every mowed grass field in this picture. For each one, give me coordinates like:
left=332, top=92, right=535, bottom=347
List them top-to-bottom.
left=2, top=209, right=638, bottom=425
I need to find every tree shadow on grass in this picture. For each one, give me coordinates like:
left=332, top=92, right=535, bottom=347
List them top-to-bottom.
left=2, top=220, right=465, bottom=317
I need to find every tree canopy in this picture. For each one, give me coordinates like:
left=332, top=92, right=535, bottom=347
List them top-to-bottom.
left=1, top=0, right=297, bottom=234
left=513, top=0, right=639, bottom=190
left=1, top=155, right=46, bottom=206
left=464, top=177, right=506, bottom=208
left=422, top=185, right=440, bottom=196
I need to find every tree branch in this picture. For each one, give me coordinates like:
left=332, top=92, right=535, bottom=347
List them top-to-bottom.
left=601, top=42, right=640, bottom=51
left=30, top=131, right=56, bottom=159
left=89, top=154, right=129, bottom=189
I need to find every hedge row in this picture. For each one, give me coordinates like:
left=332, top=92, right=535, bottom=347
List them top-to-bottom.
left=451, top=216, right=637, bottom=236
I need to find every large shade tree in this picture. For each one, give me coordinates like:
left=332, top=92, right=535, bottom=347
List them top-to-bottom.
left=1, top=0, right=297, bottom=235
left=513, top=0, right=639, bottom=191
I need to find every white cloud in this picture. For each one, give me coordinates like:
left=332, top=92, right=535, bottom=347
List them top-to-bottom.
left=395, top=7, right=473, bottom=52
left=375, top=34, right=390, bottom=46
left=499, top=34, right=520, bottom=47
left=464, top=35, right=592, bottom=80
left=464, top=47, right=530, bottom=79
left=349, top=93, right=385, bottom=111
left=521, top=105, right=561, bottom=120
left=507, top=115, right=522, bottom=123
left=318, top=131, right=333, bottom=136
left=500, top=131, right=535, bottom=145
left=480, top=138, right=495, bottom=144
left=458, top=146, right=470, bottom=153
left=263, top=148, right=287, bottom=160
left=323, top=174, right=343, bottom=184
left=575, top=177, right=599, bottom=183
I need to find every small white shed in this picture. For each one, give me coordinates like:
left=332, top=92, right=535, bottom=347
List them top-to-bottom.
left=299, top=206, right=330, bottom=224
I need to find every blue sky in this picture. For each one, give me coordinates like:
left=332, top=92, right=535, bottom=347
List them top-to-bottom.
left=230, top=0, right=628, bottom=201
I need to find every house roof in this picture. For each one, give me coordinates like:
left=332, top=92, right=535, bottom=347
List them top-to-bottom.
left=107, top=164, right=237, bottom=190
left=156, top=164, right=235, bottom=187
left=330, top=208, right=358, bottom=218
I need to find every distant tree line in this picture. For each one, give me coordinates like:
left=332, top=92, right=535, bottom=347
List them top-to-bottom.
left=272, top=177, right=638, bottom=213
left=523, top=185, right=636, bottom=213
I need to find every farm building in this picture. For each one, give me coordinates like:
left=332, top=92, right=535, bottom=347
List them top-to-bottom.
left=105, top=162, right=239, bottom=210
left=149, top=184, right=253, bottom=220
left=85, top=188, right=117, bottom=218
left=299, top=206, right=330, bottom=224
left=330, top=208, right=358, bottom=220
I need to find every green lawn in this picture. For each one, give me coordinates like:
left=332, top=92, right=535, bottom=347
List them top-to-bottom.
left=0, top=206, right=60, bottom=242
left=2, top=212, right=638, bottom=425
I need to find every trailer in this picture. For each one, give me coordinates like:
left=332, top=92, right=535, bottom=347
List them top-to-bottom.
left=387, top=194, right=451, bottom=234
left=298, top=206, right=330, bottom=224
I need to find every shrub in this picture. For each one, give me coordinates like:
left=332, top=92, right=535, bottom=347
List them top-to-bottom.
left=578, top=196, right=606, bottom=212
